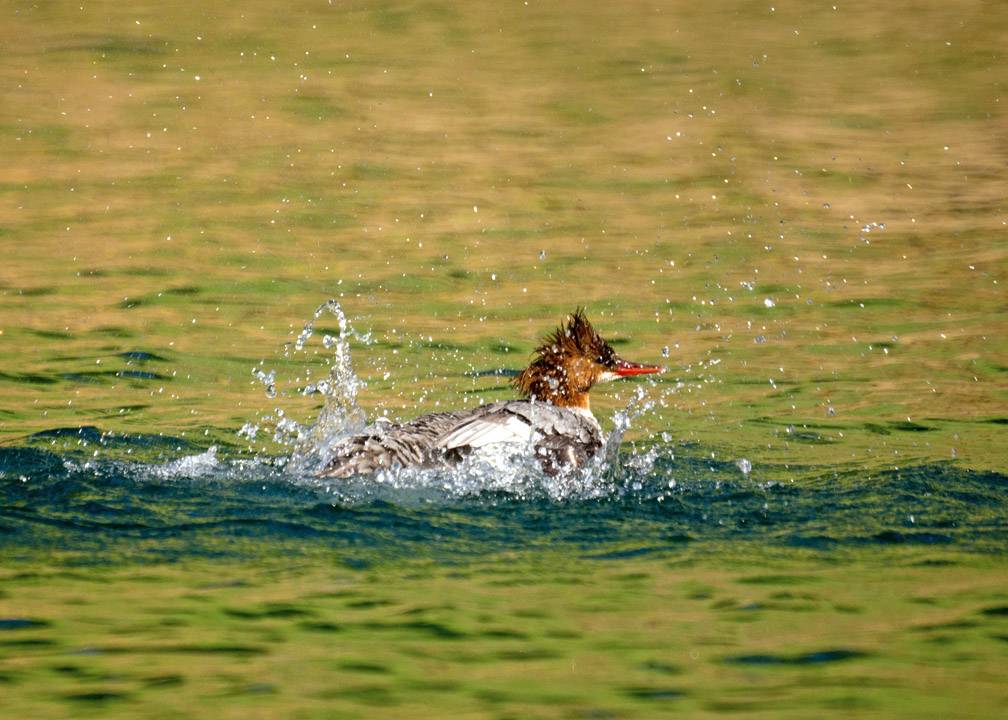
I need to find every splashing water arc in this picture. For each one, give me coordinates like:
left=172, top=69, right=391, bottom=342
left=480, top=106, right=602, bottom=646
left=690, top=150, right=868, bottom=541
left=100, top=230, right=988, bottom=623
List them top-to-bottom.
left=242, top=301, right=671, bottom=499
left=291, top=301, right=368, bottom=469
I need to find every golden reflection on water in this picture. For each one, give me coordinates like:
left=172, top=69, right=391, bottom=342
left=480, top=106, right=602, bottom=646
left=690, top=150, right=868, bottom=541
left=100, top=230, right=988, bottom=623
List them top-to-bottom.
left=1, top=1, right=1005, bottom=469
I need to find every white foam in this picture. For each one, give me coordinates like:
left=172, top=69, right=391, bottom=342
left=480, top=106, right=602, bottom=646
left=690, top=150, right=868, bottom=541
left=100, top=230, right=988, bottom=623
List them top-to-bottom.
left=150, top=446, right=220, bottom=479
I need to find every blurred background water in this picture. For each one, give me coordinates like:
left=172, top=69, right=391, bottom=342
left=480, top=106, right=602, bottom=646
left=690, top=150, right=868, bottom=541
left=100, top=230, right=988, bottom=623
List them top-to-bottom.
left=1, top=1, right=1006, bottom=717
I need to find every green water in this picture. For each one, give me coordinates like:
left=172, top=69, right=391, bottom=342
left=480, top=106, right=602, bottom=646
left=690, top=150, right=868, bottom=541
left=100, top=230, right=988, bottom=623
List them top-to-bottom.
left=1, top=1, right=1007, bottom=717
left=2, top=555, right=1007, bottom=719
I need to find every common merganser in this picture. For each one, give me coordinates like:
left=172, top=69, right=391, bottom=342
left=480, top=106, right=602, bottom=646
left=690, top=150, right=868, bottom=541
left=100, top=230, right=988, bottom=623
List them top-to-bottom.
left=319, top=309, right=663, bottom=477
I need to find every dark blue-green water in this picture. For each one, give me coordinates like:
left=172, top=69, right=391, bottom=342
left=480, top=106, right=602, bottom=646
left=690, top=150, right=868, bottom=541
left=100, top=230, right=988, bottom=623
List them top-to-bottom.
left=3, top=427, right=1004, bottom=566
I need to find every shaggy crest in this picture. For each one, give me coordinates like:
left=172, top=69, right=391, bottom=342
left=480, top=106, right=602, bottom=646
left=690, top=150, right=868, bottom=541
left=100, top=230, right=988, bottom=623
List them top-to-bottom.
left=513, top=309, right=616, bottom=406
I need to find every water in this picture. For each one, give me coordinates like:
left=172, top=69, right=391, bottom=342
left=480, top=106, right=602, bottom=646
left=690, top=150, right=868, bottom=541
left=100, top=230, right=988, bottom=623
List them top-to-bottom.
left=2, top=1, right=1007, bottom=717
left=4, top=301, right=1006, bottom=566
left=2, top=304, right=1006, bottom=717
left=2, top=431, right=1007, bottom=717
left=3, top=436, right=1007, bottom=565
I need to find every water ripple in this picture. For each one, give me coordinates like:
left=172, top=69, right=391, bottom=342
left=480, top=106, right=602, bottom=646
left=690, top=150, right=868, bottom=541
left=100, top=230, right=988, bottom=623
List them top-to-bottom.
left=1, top=439, right=1005, bottom=565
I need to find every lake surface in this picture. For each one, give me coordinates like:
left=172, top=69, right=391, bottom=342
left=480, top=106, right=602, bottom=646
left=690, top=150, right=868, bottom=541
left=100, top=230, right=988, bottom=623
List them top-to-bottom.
left=1, top=1, right=1006, bottom=717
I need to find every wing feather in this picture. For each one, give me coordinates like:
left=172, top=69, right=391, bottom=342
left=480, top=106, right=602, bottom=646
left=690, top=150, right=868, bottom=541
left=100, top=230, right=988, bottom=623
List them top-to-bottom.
left=319, top=400, right=604, bottom=478
left=437, top=412, right=532, bottom=450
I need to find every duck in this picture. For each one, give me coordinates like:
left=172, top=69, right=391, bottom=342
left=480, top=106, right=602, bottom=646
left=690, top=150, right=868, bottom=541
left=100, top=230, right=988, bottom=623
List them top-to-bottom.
left=318, top=309, right=663, bottom=477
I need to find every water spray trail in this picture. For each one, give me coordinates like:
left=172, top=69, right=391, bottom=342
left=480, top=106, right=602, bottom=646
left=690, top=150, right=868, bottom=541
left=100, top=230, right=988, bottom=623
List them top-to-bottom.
left=239, top=300, right=370, bottom=473
left=289, top=300, right=368, bottom=471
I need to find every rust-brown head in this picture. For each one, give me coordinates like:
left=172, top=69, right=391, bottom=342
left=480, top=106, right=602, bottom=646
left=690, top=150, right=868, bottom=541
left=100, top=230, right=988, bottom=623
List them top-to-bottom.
left=513, top=309, right=664, bottom=409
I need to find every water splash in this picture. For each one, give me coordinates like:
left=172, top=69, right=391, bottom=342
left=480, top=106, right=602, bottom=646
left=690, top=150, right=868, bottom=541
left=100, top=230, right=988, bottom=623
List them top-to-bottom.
left=240, top=300, right=368, bottom=473
left=239, top=301, right=684, bottom=500
left=288, top=301, right=369, bottom=471
left=252, top=367, right=277, bottom=399
left=604, top=385, right=654, bottom=466
left=151, top=446, right=220, bottom=479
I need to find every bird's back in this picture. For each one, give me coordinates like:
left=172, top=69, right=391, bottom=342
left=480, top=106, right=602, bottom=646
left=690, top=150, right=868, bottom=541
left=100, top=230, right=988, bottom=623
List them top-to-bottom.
left=319, top=400, right=603, bottom=478
left=318, top=409, right=470, bottom=478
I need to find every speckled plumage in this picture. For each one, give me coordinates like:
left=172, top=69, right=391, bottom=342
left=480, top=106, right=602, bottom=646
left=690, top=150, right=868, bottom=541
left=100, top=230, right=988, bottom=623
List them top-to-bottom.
left=318, top=310, right=659, bottom=478
left=318, top=400, right=603, bottom=477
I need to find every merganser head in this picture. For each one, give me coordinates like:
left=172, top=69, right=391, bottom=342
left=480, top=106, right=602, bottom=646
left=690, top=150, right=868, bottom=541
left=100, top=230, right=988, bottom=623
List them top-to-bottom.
left=513, top=309, right=664, bottom=409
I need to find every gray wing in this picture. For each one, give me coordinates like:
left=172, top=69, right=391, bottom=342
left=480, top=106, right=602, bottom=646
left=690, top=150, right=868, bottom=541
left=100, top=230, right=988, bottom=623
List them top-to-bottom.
left=318, top=401, right=604, bottom=478
left=441, top=401, right=604, bottom=476
left=502, top=401, right=604, bottom=475
left=437, top=402, right=534, bottom=450
left=318, top=410, right=470, bottom=478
